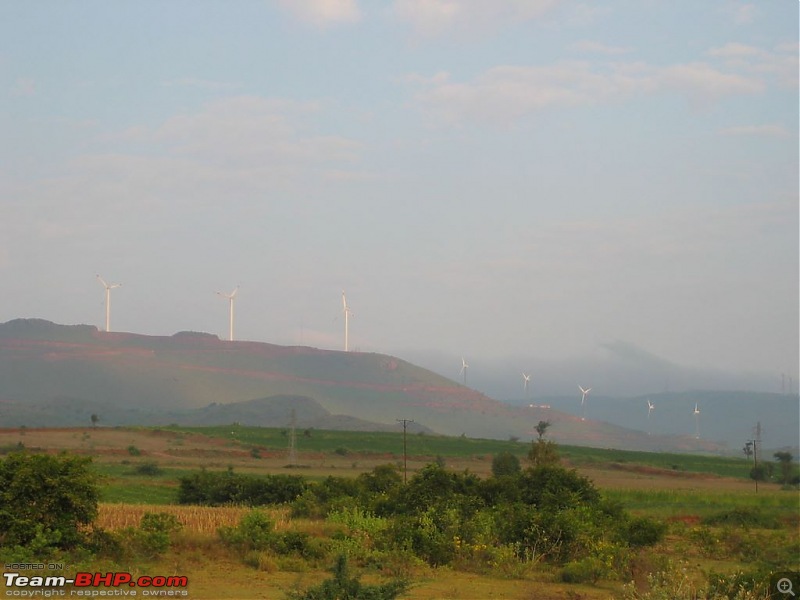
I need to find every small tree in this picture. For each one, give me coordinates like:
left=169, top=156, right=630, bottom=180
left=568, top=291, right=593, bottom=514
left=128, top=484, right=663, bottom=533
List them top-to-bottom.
left=90, top=413, right=99, bottom=428
left=535, top=420, right=551, bottom=441
left=528, top=439, right=560, bottom=468
left=492, top=451, right=521, bottom=477
left=773, top=451, right=797, bottom=485
left=0, top=453, right=99, bottom=549
left=289, top=554, right=408, bottom=600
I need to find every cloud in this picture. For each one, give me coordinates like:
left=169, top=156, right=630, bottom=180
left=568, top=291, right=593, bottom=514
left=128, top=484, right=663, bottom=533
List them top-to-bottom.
left=275, top=0, right=361, bottom=27
left=392, top=0, right=561, bottom=37
left=732, top=3, right=756, bottom=24
left=570, top=40, right=632, bottom=55
left=708, top=42, right=764, bottom=58
left=406, top=60, right=762, bottom=125
left=11, top=77, right=36, bottom=96
left=160, top=77, right=240, bottom=91
left=719, top=124, right=789, bottom=137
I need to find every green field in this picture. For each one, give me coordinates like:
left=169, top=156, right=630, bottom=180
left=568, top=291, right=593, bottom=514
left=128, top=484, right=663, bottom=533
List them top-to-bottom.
left=159, top=424, right=758, bottom=477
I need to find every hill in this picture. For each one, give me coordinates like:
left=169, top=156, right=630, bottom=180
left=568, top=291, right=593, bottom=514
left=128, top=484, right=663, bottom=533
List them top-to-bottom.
left=0, top=319, right=728, bottom=452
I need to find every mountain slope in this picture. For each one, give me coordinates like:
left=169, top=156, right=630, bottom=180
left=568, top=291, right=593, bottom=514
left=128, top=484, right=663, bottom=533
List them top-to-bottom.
left=0, top=319, right=726, bottom=452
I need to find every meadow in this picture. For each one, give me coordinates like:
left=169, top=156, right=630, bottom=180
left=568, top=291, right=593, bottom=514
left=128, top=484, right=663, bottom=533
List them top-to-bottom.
left=1, top=425, right=797, bottom=600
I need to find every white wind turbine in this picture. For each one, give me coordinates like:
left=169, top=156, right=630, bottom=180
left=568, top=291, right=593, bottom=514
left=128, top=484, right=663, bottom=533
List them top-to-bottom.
left=96, top=274, right=121, bottom=333
left=216, top=286, right=239, bottom=341
left=341, top=290, right=353, bottom=351
left=459, top=357, right=469, bottom=386
left=522, top=373, right=531, bottom=397
left=579, top=385, right=592, bottom=421
left=647, top=400, right=655, bottom=434
left=693, top=402, right=701, bottom=439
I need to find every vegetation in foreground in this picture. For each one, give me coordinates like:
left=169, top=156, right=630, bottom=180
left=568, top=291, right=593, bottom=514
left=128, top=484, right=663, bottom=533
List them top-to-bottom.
left=0, top=427, right=798, bottom=599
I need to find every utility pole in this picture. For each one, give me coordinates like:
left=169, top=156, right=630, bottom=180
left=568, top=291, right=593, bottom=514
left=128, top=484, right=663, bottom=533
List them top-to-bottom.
left=396, top=419, right=414, bottom=484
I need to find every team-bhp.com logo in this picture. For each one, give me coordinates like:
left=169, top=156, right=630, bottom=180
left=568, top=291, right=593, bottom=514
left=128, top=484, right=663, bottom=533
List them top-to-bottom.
left=4, top=572, right=189, bottom=597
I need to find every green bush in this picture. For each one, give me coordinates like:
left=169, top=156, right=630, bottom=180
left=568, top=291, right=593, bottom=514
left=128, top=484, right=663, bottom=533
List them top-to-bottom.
left=491, top=452, right=521, bottom=477
left=0, top=453, right=98, bottom=550
left=133, top=461, right=163, bottom=476
left=178, top=470, right=307, bottom=505
left=701, top=507, right=779, bottom=529
left=219, top=510, right=275, bottom=552
left=621, top=516, right=666, bottom=547
left=288, top=554, right=408, bottom=600
left=561, top=556, right=606, bottom=583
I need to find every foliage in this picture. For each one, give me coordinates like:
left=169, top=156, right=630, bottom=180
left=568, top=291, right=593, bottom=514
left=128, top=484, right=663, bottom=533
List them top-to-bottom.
left=534, top=420, right=551, bottom=440
left=527, top=440, right=560, bottom=468
left=491, top=451, right=521, bottom=477
left=773, top=451, right=799, bottom=485
left=0, top=452, right=99, bottom=550
left=133, top=460, right=163, bottom=476
left=178, top=469, right=307, bottom=505
left=701, top=507, right=779, bottom=529
left=218, top=510, right=275, bottom=552
left=288, top=554, right=408, bottom=600
left=560, top=556, right=607, bottom=583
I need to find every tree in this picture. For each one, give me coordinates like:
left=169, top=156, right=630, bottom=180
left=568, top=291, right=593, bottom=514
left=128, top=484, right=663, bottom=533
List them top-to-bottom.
left=90, top=414, right=99, bottom=428
left=535, top=420, right=551, bottom=441
left=528, top=439, right=560, bottom=468
left=491, top=451, right=521, bottom=477
left=773, top=451, right=797, bottom=485
left=0, top=453, right=99, bottom=549
left=289, top=554, right=408, bottom=600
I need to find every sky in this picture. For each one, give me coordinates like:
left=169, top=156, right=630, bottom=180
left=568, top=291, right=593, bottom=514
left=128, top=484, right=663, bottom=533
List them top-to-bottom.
left=1, top=1, right=798, bottom=393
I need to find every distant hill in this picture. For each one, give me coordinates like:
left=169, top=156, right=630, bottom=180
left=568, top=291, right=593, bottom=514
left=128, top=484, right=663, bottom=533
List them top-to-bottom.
left=0, top=319, right=734, bottom=453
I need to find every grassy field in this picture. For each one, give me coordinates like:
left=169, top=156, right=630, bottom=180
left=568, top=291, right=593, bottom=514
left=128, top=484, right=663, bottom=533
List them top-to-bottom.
left=1, top=425, right=798, bottom=600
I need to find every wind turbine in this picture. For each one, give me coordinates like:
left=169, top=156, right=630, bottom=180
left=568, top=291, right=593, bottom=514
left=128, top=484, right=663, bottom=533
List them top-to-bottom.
left=96, top=274, right=121, bottom=333
left=216, top=286, right=239, bottom=341
left=341, top=290, right=353, bottom=351
left=459, top=357, right=469, bottom=386
left=522, top=373, right=531, bottom=397
left=578, top=385, right=592, bottom=421
left=647, top=400, right=655, bottom=434
left=693, top=402, right=701, bottom=439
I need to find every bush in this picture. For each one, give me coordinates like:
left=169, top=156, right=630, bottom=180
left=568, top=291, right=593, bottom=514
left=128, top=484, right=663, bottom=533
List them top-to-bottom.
left=0, top=452, right=99, bottom=550
left=491, top=452, right=521, bottom=477
left=134, top=461, right=162, bottom=476
left=178, top=470, right=308, bottom=506
left=701, top=508, right=779, bottom=529
left=219, top=510, right=275, bottom=552
left=621, top=516, right=666, bottom=547
left=288, top=554, right=408, bottom=600
left=561, top=556, right=606, bottom=583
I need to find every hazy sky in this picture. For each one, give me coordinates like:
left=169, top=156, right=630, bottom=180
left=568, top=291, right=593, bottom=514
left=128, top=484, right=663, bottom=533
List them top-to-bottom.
left=2, top=1, right=798, bottom=381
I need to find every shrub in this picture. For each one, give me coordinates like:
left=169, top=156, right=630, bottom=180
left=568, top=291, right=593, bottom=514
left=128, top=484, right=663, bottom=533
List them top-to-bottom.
left=127, top=445, right=141, bottom=456
left=0, top=452, right=98, bottom=550
left=491, top=452, right=521, bottom=477
left=134, top=461, right=162, bottom=476
left=701, top=507, right=779, bottom=529
left=218, top=510, right=275, bottom=552
left=621, top=516, right=666, bottom=547
left=288, top=554, right=408, bottom=600
left=561, top=556, right=606, bottom=583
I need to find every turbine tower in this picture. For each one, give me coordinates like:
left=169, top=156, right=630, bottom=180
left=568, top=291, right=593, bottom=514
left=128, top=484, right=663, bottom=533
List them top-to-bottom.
left=96, top=274, right=121, bottom=333
left=216, top=286, right=239, bottom=341
left=341, top=290, right=353, bottom=351
left=460, top=357, right=469, bottom=386
left=522, top=373, right=531, bottom=397
left=578, top=385, right=592, bottom=421
left=647, top=400, right=655, bottom=434
left=693, top=403, right=701, bottom=439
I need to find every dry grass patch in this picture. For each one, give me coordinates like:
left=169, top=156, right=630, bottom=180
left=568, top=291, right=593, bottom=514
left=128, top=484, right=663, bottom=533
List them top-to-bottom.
left=97, top=503, right=291, bottom=534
